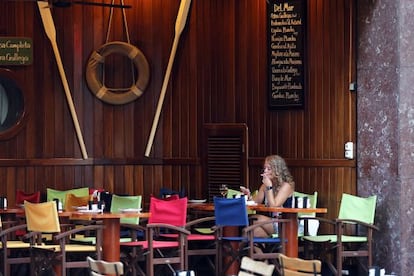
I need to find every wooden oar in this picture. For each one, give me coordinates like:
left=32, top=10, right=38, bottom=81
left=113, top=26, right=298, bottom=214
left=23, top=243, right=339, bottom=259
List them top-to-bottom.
left=144, top=0, right=192, bottom=157
left=37, top=1, right=88, bottom=159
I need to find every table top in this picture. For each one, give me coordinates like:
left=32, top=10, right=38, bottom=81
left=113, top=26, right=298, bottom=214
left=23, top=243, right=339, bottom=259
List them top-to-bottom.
left=188, top=203, right=327, bottom=214
left=0, top=207, right=25, bottom=214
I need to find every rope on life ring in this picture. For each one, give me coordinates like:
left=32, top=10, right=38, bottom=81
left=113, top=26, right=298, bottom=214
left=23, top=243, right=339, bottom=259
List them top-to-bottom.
left=86, top=41, right=150, bottom=105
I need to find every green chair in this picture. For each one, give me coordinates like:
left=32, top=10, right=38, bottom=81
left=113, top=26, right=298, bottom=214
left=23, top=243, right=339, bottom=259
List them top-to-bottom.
left=46, top=187, right=90, bottom=208
left=226, top=188, right=242, bottom=199
left=294, top=191, right=319, bottom=237
left=301, top=193, right=378, bottom=275
left=110, top=195, right=142, bottom=225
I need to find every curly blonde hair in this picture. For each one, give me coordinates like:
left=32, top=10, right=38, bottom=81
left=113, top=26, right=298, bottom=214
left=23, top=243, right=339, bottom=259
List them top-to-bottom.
left=265, top=155, right=295, bottom=191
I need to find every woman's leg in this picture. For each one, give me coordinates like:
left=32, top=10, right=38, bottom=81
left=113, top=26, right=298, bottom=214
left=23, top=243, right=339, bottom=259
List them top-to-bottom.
left=252, top=214, right=275, bottom=237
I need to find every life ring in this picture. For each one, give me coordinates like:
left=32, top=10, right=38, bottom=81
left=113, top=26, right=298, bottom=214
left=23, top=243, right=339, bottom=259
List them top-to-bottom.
left=86, top=41, right=150, bottom=105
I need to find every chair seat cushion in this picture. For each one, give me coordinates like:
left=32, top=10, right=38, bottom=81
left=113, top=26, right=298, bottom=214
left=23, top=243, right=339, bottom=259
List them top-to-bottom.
left=194, top=227, right=214, bottom=234
left=160, top=233, right=216, bottom=241
left=302, top=234, right=368, bottom=243
left=220, top=236, right=247, bottom=242
left=252, top=237, right=282, bottom=243
left=0, top=240, right=31, bottom=249
left=121, top=240, right=179, bottom=249
left=32, top=244, right=97, bottom=252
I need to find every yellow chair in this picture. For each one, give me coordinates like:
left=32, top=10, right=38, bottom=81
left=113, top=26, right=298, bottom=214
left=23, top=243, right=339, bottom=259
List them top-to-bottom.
left=24, top=200, right=104, bottom=276
left=0, top=216, right=31, bottom=275
left=278, top=253, right=321, bottom=276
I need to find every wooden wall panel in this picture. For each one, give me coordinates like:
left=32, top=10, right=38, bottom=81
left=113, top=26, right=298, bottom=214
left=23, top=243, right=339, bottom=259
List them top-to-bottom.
left=0, top=0, right=356, bottom=223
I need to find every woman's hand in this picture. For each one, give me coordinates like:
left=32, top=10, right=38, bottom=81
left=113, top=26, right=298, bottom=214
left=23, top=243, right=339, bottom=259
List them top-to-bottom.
left=261, top=173, right=273, bottom=188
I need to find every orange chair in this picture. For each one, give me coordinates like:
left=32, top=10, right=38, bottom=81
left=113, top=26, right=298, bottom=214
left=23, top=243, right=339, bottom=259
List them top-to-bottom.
left=64, top=193, right=90, bottom=212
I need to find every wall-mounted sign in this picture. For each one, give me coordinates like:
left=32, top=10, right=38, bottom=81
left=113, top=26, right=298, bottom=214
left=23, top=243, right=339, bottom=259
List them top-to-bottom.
left=267, top=0, right=306, bottom=109
left=0, top=37, right=33, bottom=66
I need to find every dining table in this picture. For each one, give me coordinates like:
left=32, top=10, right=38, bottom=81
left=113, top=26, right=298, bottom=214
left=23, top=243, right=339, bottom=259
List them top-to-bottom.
left=188, top=203, right=327, bottom=257
left=0, top=207, right=25, bottom=221
left=69, top=211, right=151, bottom=262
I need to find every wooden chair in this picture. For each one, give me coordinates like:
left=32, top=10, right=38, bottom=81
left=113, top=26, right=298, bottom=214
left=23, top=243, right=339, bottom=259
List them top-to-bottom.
left=46, top=187, right=90, bottom=209
left=15, top=190, right=41, bottom=238
left=16, top=190, right=41, bottom=205
left=64, top=193, right=90, bottom=212
left=301, top=193, right=378, bottom=275
left=120, top=196, right=190, bottom=276
left=214, top=197, right=289, bottom=275
left=24, top=200, right=104, bottom=276
left=0, top=217, right=31, bottom=275
left=278, top=253, right=321, bottom=276
left=87, top=256, right=124, bottom=276
left=238, top=256, right=275, bottom=276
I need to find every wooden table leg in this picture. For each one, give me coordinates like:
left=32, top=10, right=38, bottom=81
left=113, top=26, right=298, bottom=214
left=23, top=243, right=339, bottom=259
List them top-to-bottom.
left=282, top=213, right=298, bottom=257
left=102, top=218, right=121, bottom=261
left=223, top=226, right=240, bottom=275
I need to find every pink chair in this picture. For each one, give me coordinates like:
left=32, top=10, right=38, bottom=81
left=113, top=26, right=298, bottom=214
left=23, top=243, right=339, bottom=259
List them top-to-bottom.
left=120, top=196, right=190, bottom=275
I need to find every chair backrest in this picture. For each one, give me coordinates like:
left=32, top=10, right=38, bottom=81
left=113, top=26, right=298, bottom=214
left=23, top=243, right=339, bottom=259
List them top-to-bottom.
left=46, top=187, right=89, bottom=208
left=159, top=187, right=185, bottom=199
left=226, top=188, right=242, bottom=199
left=16, top=190, right=41, bottom=205
left=293, top=191, right=318, bottom=216
left=294, top=191, right=319, bottom=236
left=65, top=193, right=90, bottom=211
left=338, top=193, right=377, bottom=224
left=110, top=195, right=142, bottom=224
left=148, top=196, right=188, bottom=226
left=214, top=197, right=248, bottom=227
left=24, top=200, right=61, bottom=233
left=278, top=253, right=321, bottom=276
left=87, top=256, right=124, bottom=275
left=238, top=256, right=275, bottom=276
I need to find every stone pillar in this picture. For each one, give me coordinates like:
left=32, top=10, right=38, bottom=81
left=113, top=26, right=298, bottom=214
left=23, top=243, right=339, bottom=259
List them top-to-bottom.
left=357, top=0, right=414, bottom=275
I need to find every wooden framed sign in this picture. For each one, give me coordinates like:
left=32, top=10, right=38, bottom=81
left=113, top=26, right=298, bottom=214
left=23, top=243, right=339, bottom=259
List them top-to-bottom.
left=267, top=0, right=306, bottom=109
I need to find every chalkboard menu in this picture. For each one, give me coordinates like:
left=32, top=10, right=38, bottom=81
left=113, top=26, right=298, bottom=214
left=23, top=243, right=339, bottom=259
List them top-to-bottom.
left=267, top=0, right=306, bottom=109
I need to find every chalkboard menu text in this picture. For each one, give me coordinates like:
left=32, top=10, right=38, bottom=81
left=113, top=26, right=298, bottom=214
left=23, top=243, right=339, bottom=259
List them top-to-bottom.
left=267, top=0, right=306, bottom=109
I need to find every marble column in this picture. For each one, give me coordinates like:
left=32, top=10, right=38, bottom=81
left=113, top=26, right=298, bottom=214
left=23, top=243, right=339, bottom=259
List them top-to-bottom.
left=357, top=0, right=414, bottom=275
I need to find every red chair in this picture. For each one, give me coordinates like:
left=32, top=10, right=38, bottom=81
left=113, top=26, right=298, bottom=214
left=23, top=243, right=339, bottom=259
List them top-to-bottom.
left=15, top=190, right=41, bottom=237
left=16, top=190, right=41, bottom=205
left=120, top=196, right=190, bottom=275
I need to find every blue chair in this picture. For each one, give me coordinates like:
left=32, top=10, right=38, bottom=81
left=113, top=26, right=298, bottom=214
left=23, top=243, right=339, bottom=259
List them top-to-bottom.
left=214, top=196, right=249, bottom=275
left=214, top=197, right=289, bottom=275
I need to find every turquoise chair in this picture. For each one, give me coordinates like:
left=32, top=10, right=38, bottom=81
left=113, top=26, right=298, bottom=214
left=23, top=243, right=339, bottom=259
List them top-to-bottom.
left=301, top=193, right=378, bottom=275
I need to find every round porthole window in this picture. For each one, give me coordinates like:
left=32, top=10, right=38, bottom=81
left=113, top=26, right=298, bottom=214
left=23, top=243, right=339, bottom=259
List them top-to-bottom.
left=0, top=69, right=26, bottom=140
